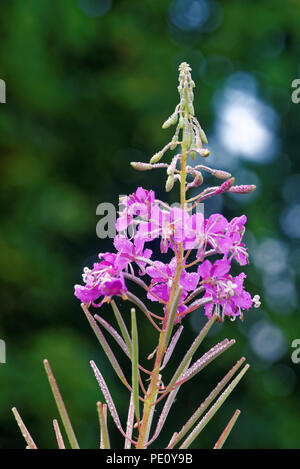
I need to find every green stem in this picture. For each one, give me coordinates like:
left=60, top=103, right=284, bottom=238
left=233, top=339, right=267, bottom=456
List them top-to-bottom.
left=136, top=141, right=187, bottom=449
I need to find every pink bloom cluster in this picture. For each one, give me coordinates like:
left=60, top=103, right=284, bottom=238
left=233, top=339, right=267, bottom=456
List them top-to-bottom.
left=75, top=187, right=258, bottom=321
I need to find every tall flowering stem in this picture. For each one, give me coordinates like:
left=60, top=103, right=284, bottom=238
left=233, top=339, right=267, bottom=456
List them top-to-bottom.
left=13, top=63, right=259, bottom=449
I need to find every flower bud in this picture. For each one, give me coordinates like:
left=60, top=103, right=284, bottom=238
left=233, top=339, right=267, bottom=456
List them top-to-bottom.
left=162, top=112, right=178, bottom=129
left=199, top=127, right=208, bottom=145
left=170, top=135, right=178, bottom=150
left=198, top=148, right=210, bottom=157
left=150, top=151, right=163, bottom=164
left=130, top=162, right=153, bottom=171
left=167, top=165, right=174, bottom=176
left=213, top=170, right=232, bottom=180
left=191, top=172, right=203, bottom=187
left=165, top=174, right=174, bottom=192
left=215, top=177, right=235, bottom=195
left=229, top=184, right=256, bottom=194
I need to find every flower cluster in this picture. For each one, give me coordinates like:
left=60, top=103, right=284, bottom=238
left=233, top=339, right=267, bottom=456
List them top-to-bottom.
left=75, top=62, right=259, bottom=324
left=75, top=186, right=259, bottom=322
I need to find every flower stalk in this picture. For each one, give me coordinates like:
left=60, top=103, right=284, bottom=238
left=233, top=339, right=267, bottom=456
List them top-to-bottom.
left=13, top=62, right=258, bottom=449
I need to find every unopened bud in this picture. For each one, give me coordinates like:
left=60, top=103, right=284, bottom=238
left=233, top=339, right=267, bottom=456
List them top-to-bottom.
left=162, top=112, right=178, bottom=129
left=199, top=127, right=208, bottom=145
left=170, top=135, right=178, bottom=150
left=198, top=148, right=210, bottom=158
left=150, top=151, right=163, bottom=164
left=190, top=151, right=196, bottom=160
left=130, top=162, right=153, bottom=171
left=167, top=165, right=175, bottom=176
left=213, top=170, right=232, bottom=180
left=192, top=173, right=203, bottom=187
left=165, top=174, right=174, bottom=192
left=215, top=177, right=235, bottom=195
left=229, top=184, right=256, bottom=194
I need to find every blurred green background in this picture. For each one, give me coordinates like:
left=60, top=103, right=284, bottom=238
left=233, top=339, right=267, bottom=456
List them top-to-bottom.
left=1, top=0, right=300, bottom=449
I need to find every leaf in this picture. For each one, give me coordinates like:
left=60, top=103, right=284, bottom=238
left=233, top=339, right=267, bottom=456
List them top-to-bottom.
left=111, top=299, right=132, bottom=355
left=82, top=304, right=130, bottom=389
left=94, top=313, right=130, bottom=357
left=156, top=315, right=217, bottom=403
left=160, top=325, right=183, bottom=371
left=174, top=339, right=235, bottom=387
left=168, top=357, right=246, bottom=448
left=43, top=359, right=80, bottom=449
left=146, top=359, right=192, bottom=447
left=90, top=360, right=133, bottom=444
left=179, top=364, right=250, bottom=448
left=124, top=393, right=135, bottom=449
left=97, top=402, right=110, bottom=449
left=12, top=407, right=37, bottom=449
left=213, top=409, right=241, bottom=449
left=53, top=419, right=65, bottom=449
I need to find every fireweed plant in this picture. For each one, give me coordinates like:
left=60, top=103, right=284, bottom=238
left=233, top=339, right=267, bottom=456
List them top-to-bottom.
left=12, top=63, right=261, bottom=450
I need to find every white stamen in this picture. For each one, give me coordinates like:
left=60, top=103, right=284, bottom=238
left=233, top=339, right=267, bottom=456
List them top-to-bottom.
left=253, top=294, right=261, bottom=308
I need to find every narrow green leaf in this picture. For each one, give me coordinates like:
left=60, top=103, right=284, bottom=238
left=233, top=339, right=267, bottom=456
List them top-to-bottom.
left=111, top=299, right=132, bottom=355
left=82, top=304, right=130, bottom=389
left=131, top=308, right=140, bottom=424
left=94, top=314, right=130, bottom=356
left=161, top=315, right=216, bottom=398
left=161, top=325, right=183, bottom=371
left=174, top=339, right=235, bottom=387
left=168, top=357, right=246, bottom=448
left=43, top=359, right=80, bottom=449
left=90, top=360, right=130, bottom=442
left=147, top=360, right=192, bottom=446
left=179, top=364, right=249, bottom=449
left=124, top=393, right=135, bottom=449
left=97, top=402, right=110, bottom=449
left=12, top=407, right=37, bottom=449
left=214, top=409, right=241, bottom=449
left=53, top=419, right=65, bottom=449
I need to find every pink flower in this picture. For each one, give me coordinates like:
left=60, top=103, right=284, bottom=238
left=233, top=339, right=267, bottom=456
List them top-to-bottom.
left=116, top=187, right=155, bottom=232
left=137, top=206, right=191, bottom=253
left=113, top=234, right=152, bottom=273
left=74, top=254, right=127, bottom=306
left=146, top=258, right=200, bottom=311
left=198, top=259, right=253, bottom=320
